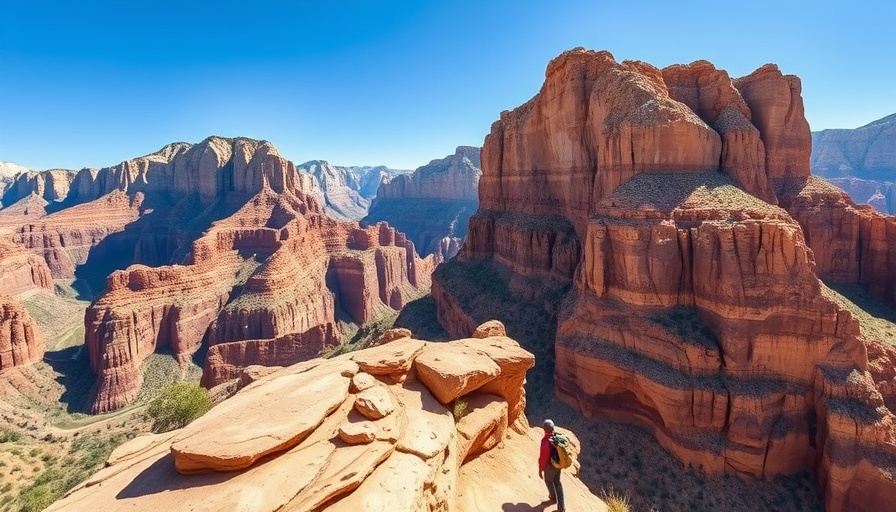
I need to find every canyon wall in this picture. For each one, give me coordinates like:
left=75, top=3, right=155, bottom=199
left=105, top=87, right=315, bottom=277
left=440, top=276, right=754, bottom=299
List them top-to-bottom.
left=433, top=48, right=896, bottom=511
left=811, top=113, right=896, bottom=181
left=364, top=146, right=481, bottom=261
left=296, top=161, right=408, bottom=221
left=86, top=185, right=431, bottom=413
left=0, top=294, right=45, bottom=371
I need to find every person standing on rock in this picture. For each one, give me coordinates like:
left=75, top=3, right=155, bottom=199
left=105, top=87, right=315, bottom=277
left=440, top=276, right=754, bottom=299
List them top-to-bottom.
left=539, top=419, right=566, bottom=512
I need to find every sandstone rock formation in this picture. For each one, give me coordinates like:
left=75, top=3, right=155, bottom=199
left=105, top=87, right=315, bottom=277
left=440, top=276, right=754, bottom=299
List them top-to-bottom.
left=433, top=48, right=896, bottom=512
left=812, top=113, right=896, bottom=180
left=0, top=137, right=432, bottom=413
left=364, top=146, right=481, bottom=261
left=296, top=161, right=408, bottom=221
left=87, top=184, right=431, bottom=413
left=0, top=237, right=53, bottom=371
left=0, top=238, right=53, bottom=297
left=0, top=294, right=44, bottom=371
left=46, top=333, right=607, bottom=511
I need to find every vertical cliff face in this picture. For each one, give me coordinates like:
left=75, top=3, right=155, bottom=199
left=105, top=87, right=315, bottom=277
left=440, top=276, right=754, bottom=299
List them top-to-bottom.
left=433, top=49, right=896, bottom=512
left=364, top=147, right=481, bottom=262
left=85, top=184, right=432, bottom=413
left=0, top=294, right=44, bottom=371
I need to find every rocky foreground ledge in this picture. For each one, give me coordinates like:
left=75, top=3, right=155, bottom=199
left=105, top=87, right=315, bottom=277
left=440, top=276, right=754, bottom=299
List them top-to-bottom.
left=47, top=323, right=606, bottom=511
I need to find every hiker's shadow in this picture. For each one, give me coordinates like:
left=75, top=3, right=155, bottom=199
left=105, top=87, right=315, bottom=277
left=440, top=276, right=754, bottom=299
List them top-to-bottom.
left=502, top=502, right=552, bottom=511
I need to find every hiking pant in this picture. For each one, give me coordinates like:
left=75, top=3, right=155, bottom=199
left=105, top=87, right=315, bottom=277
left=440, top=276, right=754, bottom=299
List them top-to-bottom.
left=543, top=465, right=565, bottom=511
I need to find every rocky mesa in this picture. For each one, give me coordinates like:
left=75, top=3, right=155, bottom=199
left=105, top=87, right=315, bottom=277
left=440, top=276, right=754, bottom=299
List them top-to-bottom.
left=433, top=48, right=896, bottom=512
left=78, top=140, right=432, bottom=414
left=364, top=146, right=481, bottom=262
left=48, top=326, right=607, bottom=512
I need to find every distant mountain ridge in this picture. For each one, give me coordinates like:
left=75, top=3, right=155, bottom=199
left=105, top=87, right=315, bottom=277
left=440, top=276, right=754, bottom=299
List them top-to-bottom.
left=811, top=112, right=896, bottom=180
left=811, top=113, right=896, bottom=213
left=363, top=146, right=481, bottom=262
left=296, top=161, right=409, bottom=221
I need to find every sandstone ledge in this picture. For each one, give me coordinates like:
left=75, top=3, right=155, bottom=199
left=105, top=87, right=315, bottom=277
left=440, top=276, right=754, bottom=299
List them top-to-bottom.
left=46, top=332, right=606, bottom=512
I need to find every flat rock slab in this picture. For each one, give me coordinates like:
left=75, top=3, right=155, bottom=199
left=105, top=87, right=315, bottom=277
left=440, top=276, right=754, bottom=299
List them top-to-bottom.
left=467, top=336, right=535, bottom=374
left=351, top=339, right=425, bottom=376
left=414, top=341, right=501, bottom=404
left=171, top=363, right=351, bottom=473
left=350, top=372, right=377, bottom=392
left=392, top=380, right=454, bottom=459
left=354, top=385, right=395, bottom=419
left=339, top=420, right=377, bottom=444
left=48, top=437, right=336, bottom=512
left=282, top=441, right=395, bottom=512
left=326, top=450, right=431, bottom=511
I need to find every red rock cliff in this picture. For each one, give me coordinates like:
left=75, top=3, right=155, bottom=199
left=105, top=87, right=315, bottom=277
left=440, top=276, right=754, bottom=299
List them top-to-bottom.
left=433, top=49, right=896, bottom=512
left=0, top=294, right=45, bottom=371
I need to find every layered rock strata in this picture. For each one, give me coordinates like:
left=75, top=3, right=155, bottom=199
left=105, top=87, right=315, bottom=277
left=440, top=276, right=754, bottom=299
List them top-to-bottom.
left=433, top=48, right=896, bottom=512
left=811, top=113, right=896, bottom=181
left=0, top=137, right=318, bottom=287
left=364, top=147, right=481, bottom=261
left=87, top=185, right=431, bottom=413
left=0, top=294, right=45, bottom=371
left=47, top=331, right=607, bottom=511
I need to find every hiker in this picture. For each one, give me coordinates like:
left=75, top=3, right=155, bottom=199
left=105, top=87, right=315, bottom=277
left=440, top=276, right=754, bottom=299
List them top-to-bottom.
left=538, top=419, right=566, bottom=512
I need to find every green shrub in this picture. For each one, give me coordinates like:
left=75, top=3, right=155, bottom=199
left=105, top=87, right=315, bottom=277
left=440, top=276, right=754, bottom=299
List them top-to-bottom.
left=147, top=383, right=212, bottom=433
left=450, top=397, right=469, bottom=421
left=0, top=429, right=20, bottom=443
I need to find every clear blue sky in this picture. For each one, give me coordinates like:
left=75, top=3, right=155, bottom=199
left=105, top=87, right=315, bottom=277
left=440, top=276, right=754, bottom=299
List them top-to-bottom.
left=1, top=0, right=894, bottom=171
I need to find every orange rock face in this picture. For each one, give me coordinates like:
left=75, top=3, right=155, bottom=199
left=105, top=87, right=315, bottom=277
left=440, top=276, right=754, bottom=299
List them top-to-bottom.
left=433, top=48, right=896, bottom=512
left=86, top=185, right=431, bottom=413
left=0, top=294, right=44, bottom=371
left=47, top=333, right=607, bottom=512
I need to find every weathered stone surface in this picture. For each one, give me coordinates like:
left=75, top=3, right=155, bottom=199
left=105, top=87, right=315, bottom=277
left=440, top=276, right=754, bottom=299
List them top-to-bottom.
left=432, top=49, right=896, bottom=512
left=0, top=294, right=45, bottom=371
left=471, top=319, right=506, bottom=338
left=370, top=327, right=412, bottom=346
left=47, top=333, right=605, bottom=512
left=351, top=338, right=425, bottom=376
left=414, top=340, right=502, bottom=405
left=170, top=363, right=353, bottom=473
left=350, top=371, right=378, bottom=393
left=392, top=379, right=455, bottom=459
left=354, top=385, right=395, bottom=419
left=455, top=393, right=508, bottom=462
left=338, top=420, right=377, bottom=444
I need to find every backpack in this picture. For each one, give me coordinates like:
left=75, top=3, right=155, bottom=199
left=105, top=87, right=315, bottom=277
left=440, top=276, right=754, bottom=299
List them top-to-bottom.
left=550, top=432, right=574, bottom=469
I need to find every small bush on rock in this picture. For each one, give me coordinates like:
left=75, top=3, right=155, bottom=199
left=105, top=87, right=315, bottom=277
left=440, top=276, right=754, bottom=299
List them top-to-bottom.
left=148, top=383, right=211, bottom=433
